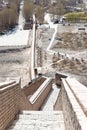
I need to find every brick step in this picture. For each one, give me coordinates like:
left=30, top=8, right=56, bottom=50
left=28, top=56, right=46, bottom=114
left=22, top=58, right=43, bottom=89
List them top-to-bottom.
left=8, top=111, right=65, bottom=130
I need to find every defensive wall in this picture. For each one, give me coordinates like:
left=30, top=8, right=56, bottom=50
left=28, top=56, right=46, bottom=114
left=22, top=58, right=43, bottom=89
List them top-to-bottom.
left=0, top=72, right=87, bottom=130
left=54, top=72, right=87, bottom=130
left=0, top=76, right=52, bottom=130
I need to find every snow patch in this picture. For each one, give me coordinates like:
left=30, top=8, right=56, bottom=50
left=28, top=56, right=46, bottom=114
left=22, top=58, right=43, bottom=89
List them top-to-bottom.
left=0, top=30, right=29, bottom=46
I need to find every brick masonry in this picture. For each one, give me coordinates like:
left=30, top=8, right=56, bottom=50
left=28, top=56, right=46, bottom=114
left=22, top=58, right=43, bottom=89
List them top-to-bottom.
left=0, top=76, right=53, bottom=130
left=22, top=77, right=45, bottom=97
left=61, top=78, right=87, bottom=130
left=0, top=80, right=21, bottom=130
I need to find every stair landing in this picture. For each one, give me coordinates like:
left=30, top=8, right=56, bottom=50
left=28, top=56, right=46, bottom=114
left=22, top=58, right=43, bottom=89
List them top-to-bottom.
left=8, top=111, right=65, bottom=130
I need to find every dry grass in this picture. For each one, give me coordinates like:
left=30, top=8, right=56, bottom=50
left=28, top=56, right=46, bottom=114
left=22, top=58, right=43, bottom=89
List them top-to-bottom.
left=55, top=32, right=87, bottom=50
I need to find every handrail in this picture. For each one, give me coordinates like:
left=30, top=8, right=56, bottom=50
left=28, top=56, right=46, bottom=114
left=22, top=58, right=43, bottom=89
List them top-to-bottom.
left=29, top=78, right=51, bottom=104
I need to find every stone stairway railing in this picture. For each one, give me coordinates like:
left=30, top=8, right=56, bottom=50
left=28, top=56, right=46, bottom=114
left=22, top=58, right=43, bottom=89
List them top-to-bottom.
left=54, top=73, right=87, bottom=130
left=21, top=76, right=52, bottom=110
left=22, top=76, right=45, bottom=97
left=20, top=77, right=46, bottom=110
left=29, top=78, right=52, bottom=110
left=62, top=78, right=87, bottom=130
left=66, top=78, right=87, bottom=117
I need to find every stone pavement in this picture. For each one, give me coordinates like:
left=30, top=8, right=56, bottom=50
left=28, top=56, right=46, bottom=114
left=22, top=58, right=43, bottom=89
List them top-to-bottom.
left=41, top=84, right=60, bottom=110
left=8, top=111, right=65, bottom=130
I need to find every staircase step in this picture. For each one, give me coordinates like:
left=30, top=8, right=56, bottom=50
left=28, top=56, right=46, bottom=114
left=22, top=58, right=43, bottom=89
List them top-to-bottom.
left=8, top=111, right=65, bottom=130
left=18, top=111, right=64, bottom=121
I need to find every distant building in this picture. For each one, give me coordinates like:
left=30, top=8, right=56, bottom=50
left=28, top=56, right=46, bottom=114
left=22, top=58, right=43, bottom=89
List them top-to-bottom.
left=23, top=20, right=33, bottom=30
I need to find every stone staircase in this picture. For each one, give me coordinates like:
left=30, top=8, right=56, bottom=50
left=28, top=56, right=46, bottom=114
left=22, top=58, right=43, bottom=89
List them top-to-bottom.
left=1, top=73, right=87, bottom=130
left=7, top=81, right=65, bottom=130
left=8, top=111, right=65, bottom=130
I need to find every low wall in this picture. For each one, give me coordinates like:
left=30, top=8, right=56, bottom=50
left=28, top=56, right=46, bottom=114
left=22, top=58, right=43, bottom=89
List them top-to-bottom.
left=23, top=77, right=46, bottom=97
left=29, top=78, right=52, bottom=110
left=62, top=78, right=87, bottom=130
left=66, top=78, right=87, bottom=117
left=0, top=80, right=21, bottom=130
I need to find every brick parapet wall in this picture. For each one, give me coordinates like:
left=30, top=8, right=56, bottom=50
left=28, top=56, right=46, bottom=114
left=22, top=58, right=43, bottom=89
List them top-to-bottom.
left=22, top=77, right=46, bottom=97
left=29, top=78, right=52, bottom=110
left=66, top=78, right=87, bottom=117
left=61, top=79, right=87, bottom=130
left=0, top=80, right=21, bottom=130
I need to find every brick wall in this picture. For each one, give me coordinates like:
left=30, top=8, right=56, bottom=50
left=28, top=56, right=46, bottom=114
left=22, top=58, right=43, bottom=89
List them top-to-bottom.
left=0, top=77, right=47, bottom=129
left=23, top=77, right=46, bottom=96
left=30, top=78, right=52, bottom=110
left=61, top=79, right=87, bottom=130
left=0, top=80, right=21, bottom=130
left=62, top=83, right=80, bottom=130
left=20, top=90, right=32, bottom=110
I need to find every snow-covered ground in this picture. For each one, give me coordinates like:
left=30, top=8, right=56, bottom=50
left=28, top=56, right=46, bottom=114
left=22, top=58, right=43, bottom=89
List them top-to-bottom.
left=0, top=0, right=29, bottom=46
left=44, top=14, right=58, bottom=50
left=0, top=30, right=29, bottom=46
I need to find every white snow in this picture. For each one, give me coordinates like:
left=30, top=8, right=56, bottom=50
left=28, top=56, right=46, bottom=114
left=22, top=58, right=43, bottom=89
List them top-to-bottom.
left=0, top=0, right=29, bottom=46
left=44, top=13, right=58, bottom=50
left=0, top=30, right=29, bottom=46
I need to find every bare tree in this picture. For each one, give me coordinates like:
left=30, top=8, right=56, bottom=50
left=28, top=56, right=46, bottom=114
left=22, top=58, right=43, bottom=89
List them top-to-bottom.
left=23, top=0, right=34, bottom=21
left=35, top=5, right=44, bottom=24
